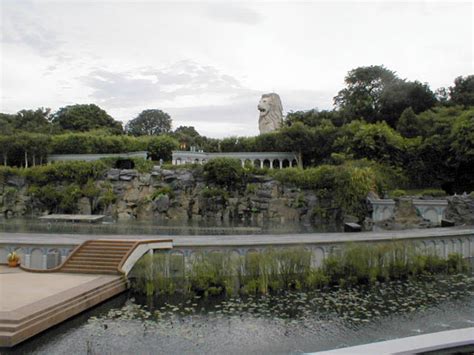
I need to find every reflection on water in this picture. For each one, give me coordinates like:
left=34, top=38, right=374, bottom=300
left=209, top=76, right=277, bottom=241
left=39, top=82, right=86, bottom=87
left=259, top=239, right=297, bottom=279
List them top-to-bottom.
left=0, top=217, right=342, bottom=236
left=6, top=274, right=474, bottom=354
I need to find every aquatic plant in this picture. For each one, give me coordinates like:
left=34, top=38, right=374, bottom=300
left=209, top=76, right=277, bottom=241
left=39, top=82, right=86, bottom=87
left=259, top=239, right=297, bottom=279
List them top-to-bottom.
left=130, top=242, right=469, bottom=297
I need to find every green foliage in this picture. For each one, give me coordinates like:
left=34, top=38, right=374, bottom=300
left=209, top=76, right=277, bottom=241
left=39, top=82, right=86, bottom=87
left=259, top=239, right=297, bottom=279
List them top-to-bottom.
left=334, top=65, right=436, bottom=127
left=449, top=75, right=474, bottom=106
left=52, top=104, right=123, bottom=134
left=125, top=109, right=172, bottom=136
left=335, top=120, right=407, bottom=166
left=51, top=132, right=146, bottom=154
left=147, top=135, right=179, bottom=161
left=131, top=158, right=154, bottom=173
left=203, top=158, right=244, bottom=188
left=22, top=160, right=110, bottom=185
left=271, top=163, right=377, bottom=218
left=97, top=182, right=117, bottom=210
left=29, top=183, right=81, bottom=213
left=151, top=186, right=174, bottom=200
left=200, top=187, right=228, bottom=200
left=418, top=188, right=447, bottom=197
left=389, top=189, right=407, bottom=198
left=131, top=242, right=469, bottom=298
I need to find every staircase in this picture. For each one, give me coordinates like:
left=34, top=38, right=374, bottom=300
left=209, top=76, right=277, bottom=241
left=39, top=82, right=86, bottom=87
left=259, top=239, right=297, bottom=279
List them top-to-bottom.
left=59, top=240, right=137, bottom=275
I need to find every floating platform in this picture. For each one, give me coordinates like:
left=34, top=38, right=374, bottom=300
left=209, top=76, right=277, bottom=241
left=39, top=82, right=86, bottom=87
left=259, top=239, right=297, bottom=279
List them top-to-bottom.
left=39, top=214, right=105, bottom=223
left=0, top=266, right=127, bottom=347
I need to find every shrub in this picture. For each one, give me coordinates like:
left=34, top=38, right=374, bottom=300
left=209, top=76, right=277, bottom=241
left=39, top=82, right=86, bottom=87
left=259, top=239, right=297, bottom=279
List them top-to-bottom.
left=203, top=158, right=244, bottom=188
left=151, top=186, right=174, bottom=200
left=419, top=188, right=447, bottom=197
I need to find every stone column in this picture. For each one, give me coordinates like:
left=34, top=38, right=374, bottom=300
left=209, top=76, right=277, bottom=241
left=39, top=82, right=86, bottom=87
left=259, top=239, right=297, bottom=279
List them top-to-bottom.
left=172, top=159, right=176, bottom=165
left=241, top=160, right=245, bottom=168
left=260, top=160, right=264, bottom=169
left=270, top=160, right=273, bottom=169
left=279, top=160, right=283, bottom=169
left=24, top=254, right=31, bottom=268
left=42, top=254, right=47, bottom=269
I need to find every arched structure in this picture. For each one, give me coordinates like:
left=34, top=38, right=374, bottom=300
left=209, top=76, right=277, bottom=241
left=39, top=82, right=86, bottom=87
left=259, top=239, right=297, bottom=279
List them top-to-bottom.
left=171, top=151, right=300, bottom=169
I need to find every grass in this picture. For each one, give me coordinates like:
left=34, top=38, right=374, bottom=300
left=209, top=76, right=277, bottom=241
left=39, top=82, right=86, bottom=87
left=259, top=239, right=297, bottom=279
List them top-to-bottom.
left=130, top=242, right=469, bottom=298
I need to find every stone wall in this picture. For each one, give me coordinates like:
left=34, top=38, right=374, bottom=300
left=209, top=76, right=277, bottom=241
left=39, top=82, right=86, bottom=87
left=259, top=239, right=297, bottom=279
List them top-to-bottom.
left=0, top=167, right=340, bottom=225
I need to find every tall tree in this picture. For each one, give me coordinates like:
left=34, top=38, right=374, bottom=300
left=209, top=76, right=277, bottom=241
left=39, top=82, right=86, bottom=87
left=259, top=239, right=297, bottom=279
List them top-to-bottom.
left=334, top=65, right=398, bottom=122
left=449, top=75, right=474, bottom=106
left=380, top=81, right=437, bottom=126
left=52, top=104, right=123, bottom=134
left=126, top=109, right=172, bottom=136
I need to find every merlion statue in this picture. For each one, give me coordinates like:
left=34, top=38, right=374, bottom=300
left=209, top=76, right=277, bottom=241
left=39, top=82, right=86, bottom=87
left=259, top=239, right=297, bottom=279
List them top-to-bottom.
left=258, top=93, right=283, bottom=134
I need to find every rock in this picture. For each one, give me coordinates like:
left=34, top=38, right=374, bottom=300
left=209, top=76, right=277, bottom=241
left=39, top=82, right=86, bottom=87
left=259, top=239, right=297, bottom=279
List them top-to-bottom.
left=106, top=169, right=120, bottom=181
left=119, top=169, right=138, bottom=181
left=6, top=175, right=25, bottom=188
left=256, top=190, right=272, bottom=199
left=153, top=194, right=170, bottom=213
left=445, top=195, right=474, bottom=225
left=77, top=197, right=91, bottom=215
left=375, top=198, right=431, bottom=230
left=343, top=215, right=359, bottom=224
left=344, top=223, right=361, bottom=232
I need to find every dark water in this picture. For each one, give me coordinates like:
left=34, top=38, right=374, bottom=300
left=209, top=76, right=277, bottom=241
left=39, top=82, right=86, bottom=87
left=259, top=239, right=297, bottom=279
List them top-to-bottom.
left=0, top=218, right=342, bottom=236
left=4, top=274, right=474, bottom=354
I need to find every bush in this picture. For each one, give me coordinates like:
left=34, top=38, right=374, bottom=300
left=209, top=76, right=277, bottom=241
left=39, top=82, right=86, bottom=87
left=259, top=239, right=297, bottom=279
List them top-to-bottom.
left=147, top=135, right=179, bottom=161
left=203, top=158, right=244, bottom=188
left=419, top=188, right=447, bottom=197
left=390, top=189, right=407, bottom=198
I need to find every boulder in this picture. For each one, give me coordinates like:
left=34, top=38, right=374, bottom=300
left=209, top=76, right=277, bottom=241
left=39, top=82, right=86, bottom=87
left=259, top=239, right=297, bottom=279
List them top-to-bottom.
left=106, top=169, right=120, bottom=181
left=119, top=169, right=138, bottom=181
left=6, top=175, right=25, bottom=188
left=153, top=194, right=170, bottom=213
left=445, top=195, right=474, bottom=225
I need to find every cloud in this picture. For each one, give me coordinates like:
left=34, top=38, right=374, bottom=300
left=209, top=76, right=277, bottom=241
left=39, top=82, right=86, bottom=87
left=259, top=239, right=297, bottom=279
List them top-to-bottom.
left=0, top=2, right=63, bottom=56
left=203, top=4, right=263, bottom=25
left=81, top=60, right=252, bottom=108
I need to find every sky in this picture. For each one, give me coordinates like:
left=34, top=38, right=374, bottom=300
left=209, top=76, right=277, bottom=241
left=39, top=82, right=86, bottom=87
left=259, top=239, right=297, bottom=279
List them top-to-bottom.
left=1, top=0, right=472, bottom=138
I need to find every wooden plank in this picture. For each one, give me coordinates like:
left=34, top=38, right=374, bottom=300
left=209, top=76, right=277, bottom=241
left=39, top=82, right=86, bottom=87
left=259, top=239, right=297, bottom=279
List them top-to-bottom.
left=39, top=214, right=105, bottom=223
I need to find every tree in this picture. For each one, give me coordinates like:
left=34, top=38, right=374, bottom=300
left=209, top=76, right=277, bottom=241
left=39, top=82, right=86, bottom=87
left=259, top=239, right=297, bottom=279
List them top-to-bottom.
left=334, top=65, right=398, bottom=122
left=449, top=75, right=474, bottom=106
left=379, top=81, right=437, bottom=126
left=52, top=104, right=123, bottom=134
left=396, top=107, right=421, bottom=138
left=15, top=108, right=52, bottom=133
left=126, top=109, right=172, bottom=136
left=0, top=113, right=15, bottom=135
left=147, top=135, right=179, bottom=161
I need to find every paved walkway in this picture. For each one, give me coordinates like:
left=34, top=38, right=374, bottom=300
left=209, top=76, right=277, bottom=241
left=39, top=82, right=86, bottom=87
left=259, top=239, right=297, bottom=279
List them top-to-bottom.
left=0, top=227, right=473, bottom=247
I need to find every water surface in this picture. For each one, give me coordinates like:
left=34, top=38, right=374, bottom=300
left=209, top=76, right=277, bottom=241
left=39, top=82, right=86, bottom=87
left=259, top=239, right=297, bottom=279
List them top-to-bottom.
left=6, top=274, right=474, bottom=354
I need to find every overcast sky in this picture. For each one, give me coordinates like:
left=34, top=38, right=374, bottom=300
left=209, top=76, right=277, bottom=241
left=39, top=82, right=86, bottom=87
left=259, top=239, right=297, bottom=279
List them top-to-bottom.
left=1, top=1, right=472, bottom=137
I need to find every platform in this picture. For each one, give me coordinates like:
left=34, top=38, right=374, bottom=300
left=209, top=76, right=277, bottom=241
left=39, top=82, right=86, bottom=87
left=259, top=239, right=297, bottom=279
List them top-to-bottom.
left=39, top=214, right=105, bottom=223
left=0, top=266, right=127, bottom=347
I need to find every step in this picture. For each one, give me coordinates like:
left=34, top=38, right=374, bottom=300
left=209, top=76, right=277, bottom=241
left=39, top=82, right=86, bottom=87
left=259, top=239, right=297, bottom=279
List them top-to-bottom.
left=88, top=241, right=136, bottom=246
left=79, top=245, right=132, bottom=251
left=75, top=250, right=129, bottom=256
left=68, top=255, right=123, bottom=263
left=65, top=260, right=120, bottom=267
left=61, top=264, right=119, bottom=271
left=60, top=268, right=119, bottom=275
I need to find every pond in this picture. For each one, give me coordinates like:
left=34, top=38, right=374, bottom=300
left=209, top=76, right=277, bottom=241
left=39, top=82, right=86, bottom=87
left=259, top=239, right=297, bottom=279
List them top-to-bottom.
left=0, top=217, right=343, bottom=236
left=5, top=274, right=474, bottom=354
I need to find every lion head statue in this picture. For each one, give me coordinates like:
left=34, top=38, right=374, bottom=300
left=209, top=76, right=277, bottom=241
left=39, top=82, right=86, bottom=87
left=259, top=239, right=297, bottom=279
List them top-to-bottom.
left=258, top=93, right=283, bottom=134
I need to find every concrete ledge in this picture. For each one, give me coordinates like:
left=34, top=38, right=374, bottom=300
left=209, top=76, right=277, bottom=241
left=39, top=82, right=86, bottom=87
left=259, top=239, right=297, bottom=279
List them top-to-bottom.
left=311, top=327, right=474, bottom=354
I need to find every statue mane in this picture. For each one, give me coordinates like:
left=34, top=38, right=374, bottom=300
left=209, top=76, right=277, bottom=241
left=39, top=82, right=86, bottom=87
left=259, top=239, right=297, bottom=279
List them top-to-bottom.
left=258, top=93, right=283, bottom=134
